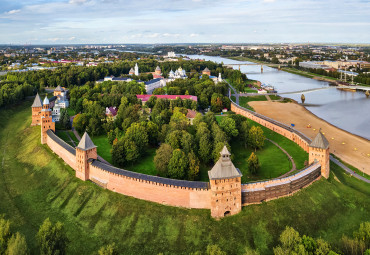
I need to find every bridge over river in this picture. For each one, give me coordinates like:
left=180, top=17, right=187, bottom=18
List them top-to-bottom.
left=223, top=63, right=288, bottom=73
left=279, top=85, right=370, bottom=95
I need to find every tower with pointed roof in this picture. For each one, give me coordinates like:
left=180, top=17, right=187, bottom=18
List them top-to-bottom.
left=134, top=63, right=139, bottom=76
left=155, top=66, right=161, bottom=75
left=202, top=67, right=211, bottom=76
left=129, top=68, right=135, bottom=75
left=54, top=85, right=65, bottom=97
left=31, top=93, right=43, bottom=126
left=40, top=96, right=55, bottom=144
left=309, top=131, right=330, bottom=178
left=75, top=132, right=97, bottom=181
left=208, top=146, right=242, bottom=218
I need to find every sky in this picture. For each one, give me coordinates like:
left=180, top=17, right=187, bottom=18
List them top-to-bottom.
left=0, top=0, right=369, bottom=44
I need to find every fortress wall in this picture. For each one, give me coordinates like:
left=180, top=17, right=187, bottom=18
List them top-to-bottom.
left=231, top=102, right=310, bottom=152
left=46, top=131, right=76, bottom=170
left=241, top=162, right=321, bottom=205
left=89, top=163, right=211, bottom=209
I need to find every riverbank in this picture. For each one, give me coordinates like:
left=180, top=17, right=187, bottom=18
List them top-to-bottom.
left=248, top=101, right=370, bottom=175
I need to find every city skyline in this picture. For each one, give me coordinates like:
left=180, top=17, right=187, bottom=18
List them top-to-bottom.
left=1, top=0, right=369, bottom=44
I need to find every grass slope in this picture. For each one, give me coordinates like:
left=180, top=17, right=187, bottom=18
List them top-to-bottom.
left=1, top=101, right=369, bottom=254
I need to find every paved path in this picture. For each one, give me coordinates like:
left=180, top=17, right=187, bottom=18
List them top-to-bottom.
left=71, top=128, right=112, bottom=166
left=266, top=139, right=297, bottom=178
left=330, top=156, right=370, bottom=183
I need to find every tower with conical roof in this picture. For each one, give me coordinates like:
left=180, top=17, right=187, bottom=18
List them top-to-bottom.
left=155, top=66, right=161, bottom=75
left=202, top=67, right=211, bottom=76
left=54, top=85, right=64, bottom=97
left=31, top=93, right=43, bottom=126
left=40, top=96, right=55, bottom=144
left=75, top=131, right=97, bottom=181
left=309, top=131, right=330, bottom=178
left=208, top=146, right=242, bottom=218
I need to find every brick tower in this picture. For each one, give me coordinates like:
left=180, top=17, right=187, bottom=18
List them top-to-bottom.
left=155, top=66, right=161, bottom=75
left=202, top=67, right=211, bottom=76
left=31, top=93, right=43, bottom=126
left=40, top=96, right=55, bottom=144
left=309, top=131, right=330, bottom=178
left=75, top=132, right=97, bottom=181
left=208, top=146, right=242, bottom=218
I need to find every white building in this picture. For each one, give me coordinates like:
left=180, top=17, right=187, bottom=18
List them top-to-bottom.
left=167, top=52, right=176, bottom=58
left=135, top=63, right=139, bottom=76
left=167, top=67, right=187, bottom=82
left=144, top=78, right=166, bottom=93
left=52, top=86, right=69, bottom=122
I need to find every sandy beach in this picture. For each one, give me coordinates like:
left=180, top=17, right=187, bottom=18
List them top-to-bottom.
left=249, top=101, right=370, bottom=175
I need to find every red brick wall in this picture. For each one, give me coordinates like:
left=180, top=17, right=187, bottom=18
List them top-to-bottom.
left=231, top=103, right=310, bottom=152
left=46, top=134, right=76, bottom=170
left=89, top=164, right=211, bottom=209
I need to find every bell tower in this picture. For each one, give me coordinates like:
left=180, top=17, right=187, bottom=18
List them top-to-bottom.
left=31, top=93, right=43, bottom=126
left=40, top=96, right=55, bottom=144
left=309, top=131, right=330, bottom=178
left=75, top=132, right=97, bottom=181
left=208, top=146, right=242, bottom=218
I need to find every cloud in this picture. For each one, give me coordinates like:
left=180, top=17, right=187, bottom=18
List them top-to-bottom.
left=69, top=0, right=88, bottom=5
left=6, top=9, right=20, bottom=14
left=190, top=33, right=199, bottom=37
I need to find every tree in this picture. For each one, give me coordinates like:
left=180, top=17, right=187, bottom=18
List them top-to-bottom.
left=152, top=87, right=166, bottom=95
left=210, top=93, right=224, bottom=113
left=301, top=94, right=305, bottom=104
left=146, top=96, right=157, bottom=108
left=72, top=113, right=88, bottom=134
left=219, top=117, right=239, bottom=138
left=239, top=121, right=250, bottom=148
left=125, top=123, right=148, bottom=150
left=248, top=126, right=265, bottom=151
left=123, top=138, right=140, bottom=163
left=112, top=139, right=126, bottom=167
left=154, top=144, right=173, bottom=176
left=168, top=149, right=188, bottom=179
left=188, top=151, right=200, bottom=181
left=247, top=152, right=260, bottom=175
left=0, top=216, right=11, bottom=254
left=37, top=218, right=68, bottom=255
left=354, top=221, right=370, bottom=248
left=6, top=232, right=29, bottom=255
left=98, top=243, right=118, bottom=255
left=206, top=244, right=227, bottom=255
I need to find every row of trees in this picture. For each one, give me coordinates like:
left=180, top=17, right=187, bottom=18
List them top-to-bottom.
left=0, top=216, right=68, bottom=255
left=192, top=222, right=370, bottom=255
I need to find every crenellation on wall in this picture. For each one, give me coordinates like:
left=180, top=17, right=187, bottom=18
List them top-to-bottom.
left=36, top=96, right=330, bottom=218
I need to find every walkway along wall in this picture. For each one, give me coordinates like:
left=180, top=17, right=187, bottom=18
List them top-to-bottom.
left=42, top=101, right=329, bottom=218
left=231, top=102, right=311, bottom=152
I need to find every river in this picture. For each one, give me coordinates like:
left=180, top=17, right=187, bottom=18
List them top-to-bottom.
left=185, top=55, right=370, bottom=140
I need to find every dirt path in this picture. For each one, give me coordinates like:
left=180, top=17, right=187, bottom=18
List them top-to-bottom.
left=249, top=101, right=370, bottom=175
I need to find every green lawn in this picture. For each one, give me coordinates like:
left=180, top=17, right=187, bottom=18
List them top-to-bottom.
left=243, top=87, right=258, bottom=93
left=239, top=95, right=267, bottom=109
left=269, top=95, right=281, bottom=100
left=0, top=101, right=369, bottom=254
left=67, top=108, right=76, bottom=116
left=55, top=130, right=75, bottom=146
left=68, top=130, right=79, bottom=144
left=90, top=135, right=113, bottom=164
left=231, top=140, right=291, bottom=182
left=125, top=147, right=157, bottom=176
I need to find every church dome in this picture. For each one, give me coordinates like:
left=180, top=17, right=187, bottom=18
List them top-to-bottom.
left=43, top=96, right=49, bottom=105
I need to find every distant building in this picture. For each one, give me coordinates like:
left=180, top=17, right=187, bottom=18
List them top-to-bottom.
left=167, top=52, right=176, bottom=58
left=135, top=63, right=139, bottom=76
left=168, top=67, right=187, bottom=81
left=202, top=67, right=211, bottom=76
left=129, top=68, right=135, bottom=75
left=96, top=76, right=133, bottom=83
left=144, top=78, right=166, bottom=93
left=136, top=94, right=197, bottom=104
left=105, top=107, right=118, bottom=118
left=186, top=109, right=197, bottom=125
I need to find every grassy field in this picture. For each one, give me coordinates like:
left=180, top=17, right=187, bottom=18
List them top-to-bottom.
left=239, top=95, right=267, bottom=109
left=269, top=95, right=281, bottom=101
left=0, top=101, right=370, bottom=254
left=90, top=135, right=113, bottom=164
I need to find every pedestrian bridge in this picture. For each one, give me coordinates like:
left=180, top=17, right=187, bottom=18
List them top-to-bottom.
left=279, top=85, right=370, bottom=95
